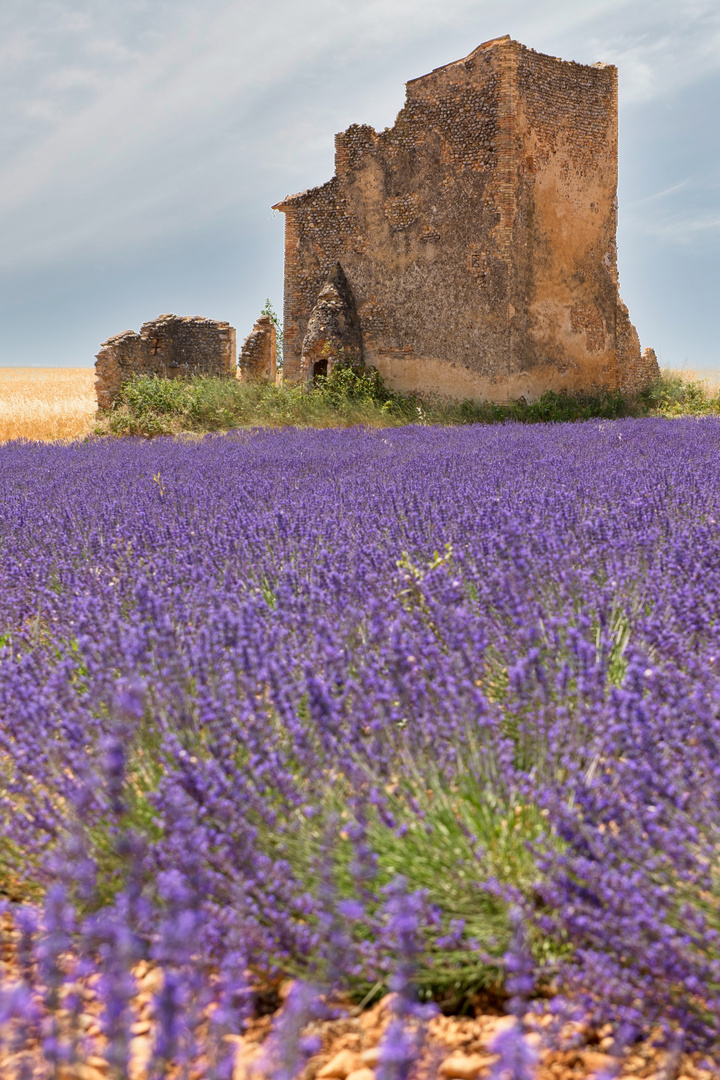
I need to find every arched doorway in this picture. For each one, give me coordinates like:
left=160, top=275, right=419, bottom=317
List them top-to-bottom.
left=313, top=357, right=328, bottom=380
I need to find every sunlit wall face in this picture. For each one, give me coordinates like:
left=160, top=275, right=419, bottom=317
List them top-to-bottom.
left=0, top=0, right=717, bottom=372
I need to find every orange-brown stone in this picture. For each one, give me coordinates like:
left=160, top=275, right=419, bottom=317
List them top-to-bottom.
left=273, top=37, right=658, bottom=402
left=95, top=313, right=236, bottom=410
left=239, top=313, right=277, bottom=383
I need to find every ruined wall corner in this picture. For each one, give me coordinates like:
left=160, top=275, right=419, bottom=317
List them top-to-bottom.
left=616, top=299, right=660, bottom=394
left=239, top=314, right=277, bottom=383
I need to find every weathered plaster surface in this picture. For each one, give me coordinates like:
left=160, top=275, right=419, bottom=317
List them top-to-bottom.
left=274, top=36, right=658, bottom=401
left=95, top=314, right=236, bottom=409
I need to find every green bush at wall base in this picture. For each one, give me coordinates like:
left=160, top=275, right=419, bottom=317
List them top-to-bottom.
left=96, top=366, right=720, bottom=438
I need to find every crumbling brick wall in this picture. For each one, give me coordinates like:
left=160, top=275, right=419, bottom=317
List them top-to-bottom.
left=273, top=36, right=658, bottom=400
left=95, top=314, right=236, bottom=410
left=238, top=315, right=277, bottom=382
left=621, top=347, right=660, bottom=395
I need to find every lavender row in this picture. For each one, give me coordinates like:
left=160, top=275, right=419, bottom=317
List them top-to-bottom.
left=1, top=418, right=720, bottom=1065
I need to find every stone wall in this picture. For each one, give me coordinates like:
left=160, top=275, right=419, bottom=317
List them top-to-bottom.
left=273, top=36, right=658, bottom=400
left=95, top=314, right=236, bottom=409
left=238, top=314, right=277, bottom=382
left=620, top=347, right=661, bottom=395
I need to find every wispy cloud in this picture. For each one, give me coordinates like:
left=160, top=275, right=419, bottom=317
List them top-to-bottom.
left=0, top=0, right=717, bottom=366
left=1, top=0, right=718, bottom=270
left=547, top=0, right=720, bottom=102
left=623, top=168, right=720, bottom=244
left=628, top=181, right=691, bottom=206
left=630, top=210, right=720, bottom=244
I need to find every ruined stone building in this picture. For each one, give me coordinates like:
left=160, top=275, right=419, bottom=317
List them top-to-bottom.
left=273, top=36, right=658, bottom=400
left=95, top=314, right=236, bottom=409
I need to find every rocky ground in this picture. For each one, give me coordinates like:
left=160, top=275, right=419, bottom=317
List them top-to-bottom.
left=1, top=915, right=717, bottom=1080
left=2, top=963, right=717, bottom=1079
left=237, top=989, right=716, bottom=1080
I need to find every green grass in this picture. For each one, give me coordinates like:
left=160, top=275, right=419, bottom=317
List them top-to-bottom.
left=94, top=365, right=720, bottom=438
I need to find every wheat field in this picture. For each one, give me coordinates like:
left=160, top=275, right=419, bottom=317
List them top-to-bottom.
left=0, top=368, right=96, bottom=443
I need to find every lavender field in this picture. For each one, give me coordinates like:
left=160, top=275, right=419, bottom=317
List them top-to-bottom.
left=1, top=418, right=720, bottom=1075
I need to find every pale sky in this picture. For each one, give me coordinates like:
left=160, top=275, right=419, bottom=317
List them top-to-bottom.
left=1, top=0, right=718, bottom=371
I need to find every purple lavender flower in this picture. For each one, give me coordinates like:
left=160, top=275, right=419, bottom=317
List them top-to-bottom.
left=1, top=417, right=720, bottom=1064
left=115, top=676, right=146, bottom=721
left=101, top=730, right=128, bottom=819
left=377, top=879, right=436, bottom=1080
left=36, top=883, right=75, bottom=1068
left=503, top=908, right=534, bottom=1021
left=151, top=969, right=184, bottom=1074
left=259, top=979, right=323, bottom=1080
left=487, top=1019, right=538, bottom=1080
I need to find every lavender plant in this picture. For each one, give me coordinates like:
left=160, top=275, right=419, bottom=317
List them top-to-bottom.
left=1, top=418, right=720, bottom=1070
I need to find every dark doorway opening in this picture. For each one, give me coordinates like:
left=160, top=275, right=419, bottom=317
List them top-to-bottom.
left=313, top=357, right=328, bottom=380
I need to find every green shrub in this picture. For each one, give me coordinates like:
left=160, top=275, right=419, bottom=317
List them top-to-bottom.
left=95, top=367, right=720, bottom=439
left=639, top=370, right=720, bottom=416
left=119, top=375, right=191, bottom=416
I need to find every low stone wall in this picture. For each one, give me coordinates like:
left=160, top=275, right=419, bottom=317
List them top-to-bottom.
left=95, top=314, right=236, bottom=410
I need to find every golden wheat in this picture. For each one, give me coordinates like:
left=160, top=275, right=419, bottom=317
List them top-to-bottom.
left=667, top=367, right=720, bottom=391
left=0, top=368, right=96, bottom=443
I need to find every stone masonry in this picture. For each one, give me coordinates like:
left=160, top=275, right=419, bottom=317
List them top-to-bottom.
left=273, top=36, right=659, bottom=400
left=300, top=263, right=364, bottom=380
left=95, top=314, right=236, bottom=409
left=238, top=314, right=277, bottom=382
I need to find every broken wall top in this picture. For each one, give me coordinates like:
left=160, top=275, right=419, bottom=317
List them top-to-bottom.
left=274, top=36, right=617, bottom=211
left=99, top=314, right=234, bottom=349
